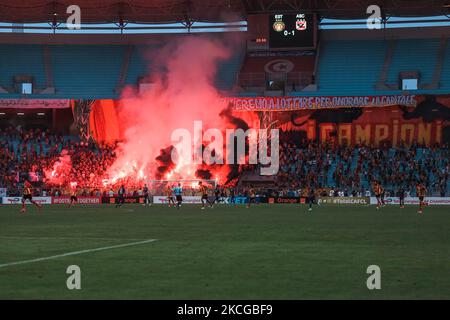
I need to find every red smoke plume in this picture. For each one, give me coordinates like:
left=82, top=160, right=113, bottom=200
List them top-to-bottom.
left=106, top=35, right=243, bottom=186
left=43, top=150, right=72, bottom=186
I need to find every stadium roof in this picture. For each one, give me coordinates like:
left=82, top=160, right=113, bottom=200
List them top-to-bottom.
left=0, top=0, right=448, bottom=24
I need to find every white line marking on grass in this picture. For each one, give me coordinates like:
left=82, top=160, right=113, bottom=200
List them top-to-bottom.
left=0, top=236, right=147, bottom=241
left=0, top=239, right=158, bottom=269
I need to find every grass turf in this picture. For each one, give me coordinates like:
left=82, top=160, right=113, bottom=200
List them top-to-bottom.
left=0, top=203, right=449, bottom=299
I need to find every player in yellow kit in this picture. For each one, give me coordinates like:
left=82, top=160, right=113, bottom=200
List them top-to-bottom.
left=20, top=180, right=42, bottom=213
left=372, top=180, right=385, bottom=210
left=199, top=181, right=213, bottom=209
left=416, top=182, right=427, bottom=214
left=68, top=187, right=78, bottom=208
left=246, top=187, right=257, bottom=208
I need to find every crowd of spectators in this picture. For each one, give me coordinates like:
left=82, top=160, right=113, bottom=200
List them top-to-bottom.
left=0, top=126, right=118, bottom=196
left=1, top=126, right=449, bottom=197
left=273, top=140, right=449, bottom=197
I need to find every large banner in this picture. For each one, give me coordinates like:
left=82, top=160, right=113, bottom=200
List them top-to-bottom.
left=89, top=95, right=449, bottom=146
left=225, top=95, right=417, bottom=111
left=271, top=95, right=450, bottom=146
left=0, top=99, right=70, bottom=109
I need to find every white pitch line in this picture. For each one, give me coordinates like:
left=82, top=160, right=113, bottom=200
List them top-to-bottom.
left=0, top=236, right=147, bottom=241
left=0, top=239, right=158, bottom=269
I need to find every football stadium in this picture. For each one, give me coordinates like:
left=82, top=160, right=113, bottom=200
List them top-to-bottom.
left=0, top=0, right=449, bottom=302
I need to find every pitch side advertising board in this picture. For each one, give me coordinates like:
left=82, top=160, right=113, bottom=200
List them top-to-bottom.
left=3, top=195, right=447, bottom=206
left=2, top=196, right=52, bottom=205
left=52, top=196, right=101, bottom=204
left=102, top=196, right=145, bottom=204
left=152, top=196, right=254, bottom=204
left=153, top=196, right=202, bottom=204
left=206, top=197, right=250, bottom=204
left=266, top=197, right=304, bottom=204
left=318, top=197, right=371, bottom=205
left=370, top=197, right=450, bottom=205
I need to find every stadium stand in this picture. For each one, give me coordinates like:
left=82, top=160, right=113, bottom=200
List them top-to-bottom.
left=0, top=21, right=448, bottom=199
left=2, top=37, right=449, bottom=99
left=286, top=37, right=450, bottom=97
left=386, top=39, right=440, bottom=87
left=441, top=39, right=450, bottom=89
left=316, top=40, right=388, bottom=95
left=0, top=43, right=245, bottom=99
left=0, top=45, right=47, bottom=92
left=51, top=45, right=126, bottom=99
left=123, top=45, right=151, bottom=87
left=215, top=49, right=246, bottom=92
left=237, top=54, right=315, bottom=93
left=0, top=126, right=114, bottom=196
left=272, top=142, right=449, bottom=197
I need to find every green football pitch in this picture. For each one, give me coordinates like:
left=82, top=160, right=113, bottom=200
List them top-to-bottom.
left=0, top=203, right=449, bottom=299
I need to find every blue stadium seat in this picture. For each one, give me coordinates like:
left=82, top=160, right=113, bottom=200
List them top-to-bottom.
left=288, top=38, right=450, bottom=96
left=0, top=39, right=448, bottom=99
left=387, top=39, right=440, bottom=85
left=315, top=40, right=388, bottom=95
left=441, top=40, right=450, bottom=90
left=0, top=43, right=246, bottom=99
left=0, top=45, right=46, bottom=89
left=51, top=45, right=125, bottom=99
left=124, top=45, right=154, bottom=86
left=215, top=50, right=245, bottom=92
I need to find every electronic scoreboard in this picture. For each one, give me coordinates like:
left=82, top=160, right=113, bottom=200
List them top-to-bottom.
left=269, top=13, right=316, bottom=49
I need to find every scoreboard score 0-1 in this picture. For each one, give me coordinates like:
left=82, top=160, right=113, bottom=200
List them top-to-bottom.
left=269, top=13, right=317, bottom=49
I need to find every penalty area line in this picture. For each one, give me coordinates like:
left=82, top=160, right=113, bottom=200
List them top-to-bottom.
left=0, top=239, right=159, bottom=269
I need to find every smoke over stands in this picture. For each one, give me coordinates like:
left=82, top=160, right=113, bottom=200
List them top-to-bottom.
left=106, top=35, right=250, bottom=187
